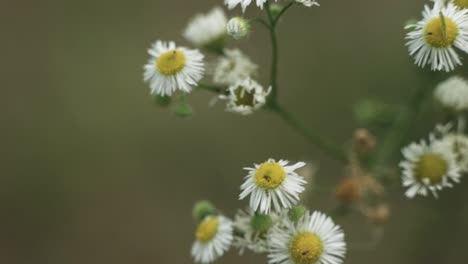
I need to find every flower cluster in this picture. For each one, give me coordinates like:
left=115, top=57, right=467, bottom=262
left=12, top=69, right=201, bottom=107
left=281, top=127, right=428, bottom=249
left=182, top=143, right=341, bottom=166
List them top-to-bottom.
left=142, top=0, right=468, bottom=263
left=400, top=2, right=468, bottom=198
left=144, top=4, right=286, bottom=115
left=191, top=159, right=347, bottom=264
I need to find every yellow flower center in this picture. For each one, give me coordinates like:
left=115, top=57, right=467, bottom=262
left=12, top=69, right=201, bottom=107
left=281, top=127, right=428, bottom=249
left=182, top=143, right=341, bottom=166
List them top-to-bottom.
left=454, top=0, right=468, bottom=9
left=424, top=16, right=459, bottom=48
left=156, top=49, right=186, bottom=76
left=234, top=86, right=255, bottom=107
left=414, top=153, right=448, bottom=184
left=254, top=162, right=286, bottom=189
left=195, top=217, right=219, bottom=243
left=289, top=232, right=324, bottom=264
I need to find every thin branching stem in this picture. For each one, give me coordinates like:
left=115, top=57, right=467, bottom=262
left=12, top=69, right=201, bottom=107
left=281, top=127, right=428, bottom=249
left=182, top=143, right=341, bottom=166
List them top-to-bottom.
left=262, top=0, right=347, bottom=163
left=197, top=1, right=347, bottom=163
left=265, top=1, right=280, bottom=105
left=273, top=1, right=295, bottom=26
left=249, top=17, right=273, bottom=31
left=374, top=72, right=439, bottom=170
left=197, top=83, right=224, bottom=94
left=269, top=104, right=348, bottom=162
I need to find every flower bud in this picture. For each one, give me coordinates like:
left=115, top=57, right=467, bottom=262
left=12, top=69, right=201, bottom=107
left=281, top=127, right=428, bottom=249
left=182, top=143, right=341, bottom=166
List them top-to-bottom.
left=269, top=4, right=283, bottom=19
left=226, top=17, right=250, bottom=40
left=352, top=128, right=376, bottom=155
left=192, top=200, right=217, bottom=221
left=288, top=206, right=306, bottom=223
left=250, top=213, right=273, bottom=234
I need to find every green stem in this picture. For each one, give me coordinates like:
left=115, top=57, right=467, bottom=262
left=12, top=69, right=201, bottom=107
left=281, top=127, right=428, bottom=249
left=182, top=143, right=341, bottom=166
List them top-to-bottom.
left=262, top=0, right=345, bottom=162
left=265, top=0, right=280, bottom=106
left=273, top=1, right=295, bottom=26
left=249, top=17, right=272, bottom=31
left=374, top=71, right=439, bottom=169
left=197, top=83, right=224, bottom=94
left=269, top=104, right=347, bottom=162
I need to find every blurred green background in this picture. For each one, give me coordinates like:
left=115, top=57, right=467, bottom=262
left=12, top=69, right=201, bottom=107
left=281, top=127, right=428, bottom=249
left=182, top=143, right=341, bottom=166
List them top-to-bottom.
left=2, top=0, right=468, bottom=263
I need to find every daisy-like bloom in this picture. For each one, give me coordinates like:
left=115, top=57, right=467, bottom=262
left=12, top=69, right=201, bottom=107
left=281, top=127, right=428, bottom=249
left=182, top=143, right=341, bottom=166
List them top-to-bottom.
left=225, top=0, right=270, bottom=12
left=225, top=0, right=319, bottom=11
left=405, top=1, right=468, bottom=72
left=183, top=7, right=228, bottom=52
left=226, top=17, right=250, bottom=40
left=143, top=41, right=204, bottom=96
left=213, top=49, right=257, bottom=86
left=434, top=76, right=468, bottom=112
left=219, top=77, right=271, bottom=115
left=438, top=133, right=468, bottom=172
left=400, top=139, right=462, bottom=198
left=239, top=159, right=307, bottom=214
left=268, top=211, right=346, bottom=264
left=191, top=215, right=234, bottom=263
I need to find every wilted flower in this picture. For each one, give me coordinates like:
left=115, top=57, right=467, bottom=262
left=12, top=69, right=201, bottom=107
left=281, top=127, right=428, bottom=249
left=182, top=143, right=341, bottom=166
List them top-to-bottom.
left=219, top=77, right=270, bottom=115
left=352, top=128, right=377, bottom=155
left=364, top=204, right=391, bottom=225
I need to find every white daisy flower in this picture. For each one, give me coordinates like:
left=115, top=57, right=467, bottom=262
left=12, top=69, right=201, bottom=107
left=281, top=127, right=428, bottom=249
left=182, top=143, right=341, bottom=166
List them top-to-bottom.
left=224, top=0, right=320, bottom=11
left=225, top=0, right=271, bottom=12
left=295, top=0, right=320, bottom=7
left=405, top=2, right=468, bottom=72
left=183, top=7, right=228, bottom=52
left=143, top=41, right=204, bottom=96
left=213, top=49, right=258, bottom=86
left=434, top=76, right=468, bottom=112
left=219, top=77, right=271, bottom=115
left=438, top=133, right=468, bottom=172
left=400, top=138, right=462, bottom=198
left=239, top=159, right=307, bottom=214
left=267, top=211, right=346, bottom=264
left=191, top=215, right=234, bottom=263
